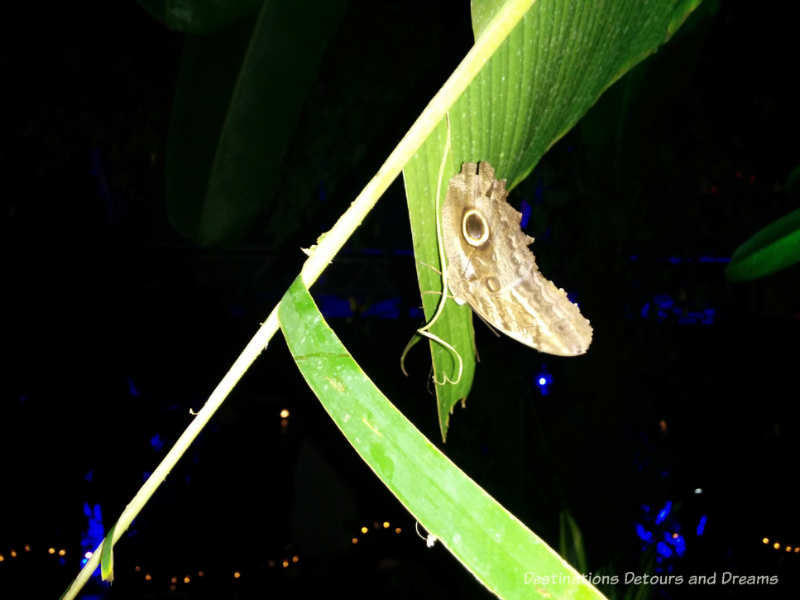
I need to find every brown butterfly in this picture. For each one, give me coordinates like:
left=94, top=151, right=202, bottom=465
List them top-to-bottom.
left=440, top=161, right=592, bottom=356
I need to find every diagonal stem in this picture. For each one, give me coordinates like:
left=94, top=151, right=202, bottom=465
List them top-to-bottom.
left=60, top=2, right=535, bottom=597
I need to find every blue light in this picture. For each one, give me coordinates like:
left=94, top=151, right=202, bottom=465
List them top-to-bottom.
left=520, top=199, right=532, bottom=228
left=567, top=291, right=579, bottom=305
left=318, top=294, right=353, bottom=318
left=653, top=295, right=674, bottom=309
left=363, top=297, right=401, bottom=319
left=640, top=302, right=650, bottom=318
left=408, top=306, right=424, bottom=319
left=534, top=370, right=552, bottom=396
left=127, top=376, right=140, bottom=397
left=149, top=433, right=163, bottom=452
left=655, top=500, right=672, bottom=525
left=81, top=502, right=104, bottom=578
left=696, top=515, right=707, bottom=536
left=635, top=523, right=654, bottom=543
left=672, top=534, right=686, bottom=557
left=656, top=541, right=673, bottom=558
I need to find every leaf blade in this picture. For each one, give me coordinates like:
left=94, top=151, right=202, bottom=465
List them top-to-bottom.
left=166, top=0, right=349, bottom=245
left=404, top=0, right=703, bottom=437
left=726, top=207, right=800, bottom=281
left=278, top=277, right=606, bottom=600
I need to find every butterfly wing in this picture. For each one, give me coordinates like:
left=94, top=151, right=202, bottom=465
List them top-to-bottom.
left=441, top=162, right=592, bottom=356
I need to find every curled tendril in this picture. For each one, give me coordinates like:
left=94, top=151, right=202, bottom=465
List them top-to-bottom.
left=401, top=113, right=464, bottom=386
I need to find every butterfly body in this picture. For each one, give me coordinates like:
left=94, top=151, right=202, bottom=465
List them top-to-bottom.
left=441, top=161, right=593, bottom=356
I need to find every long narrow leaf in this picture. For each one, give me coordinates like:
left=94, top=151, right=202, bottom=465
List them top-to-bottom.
left=166, top=0, right=349, bottom=244
left=726, top=207, right=800, bottom=281
left=279, top=277, right=606, bottom=599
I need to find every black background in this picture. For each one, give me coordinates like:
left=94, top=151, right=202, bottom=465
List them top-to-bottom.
left=2, top=1, right=799, bottom=598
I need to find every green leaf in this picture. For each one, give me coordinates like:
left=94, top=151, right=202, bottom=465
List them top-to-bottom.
left=137, top=0, right=263, bottom=33
left=166, top=0, right=349, bottom=245
left=403, top=0, right=703, bottom=439
left=578, top=0, right=718, bottom=203
left=402, top=121, right=476, bottom=442
left=725, top=207, right=800, bottom=281
left=279, top=277, right=606, bottom=600
left=559, top=510, right=588, bottom=575
left=100, top=524, right=117, bottom=582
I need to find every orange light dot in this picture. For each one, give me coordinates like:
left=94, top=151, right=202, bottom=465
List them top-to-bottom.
left=280, top=409, right=290, bottom=419
left=383, top=521, right=390, bottom=529
left=360, top=526, right=368, bottom=534
left=395, top=527, right=402, bottom=534
left=672, top=533, right=679, bottom=539
left=351, top=537, right=358, bottom=545
left=762, top=538, right=769, bottom=544
left=773, top=542, right=780, bottom=550
left=24, top=545, right=31, bottom=552
left=786, top=547, right=793, bottom=553
left=48, top=548, right=56, bottom=555
left=795, top=548, right=800, bottom=553
left=58, top=549, right=66, bottom=556
left=10, top=550, right=17, bottom=558
left=0, top=555, right=5, bottom=562
left=292, top=555, right=299, bottom=563
left=282, top=560, right=289, bottom=568
left=134, top=565, right=141, bottom=572
left=198, top=570, right=205, bottom=577
left=234, top=571, right=241, bottom=579
left=145, top=574, right=152, bottom=581
left=183, top=575, right=191, bottom=583
left=170, top=576, right=177, bottom=584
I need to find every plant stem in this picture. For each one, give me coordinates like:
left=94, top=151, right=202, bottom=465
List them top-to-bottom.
left=60, top=2, right=535, bottom=597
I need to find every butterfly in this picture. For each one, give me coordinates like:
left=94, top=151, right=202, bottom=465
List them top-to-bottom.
left=440, top=161, right=592, bottom=356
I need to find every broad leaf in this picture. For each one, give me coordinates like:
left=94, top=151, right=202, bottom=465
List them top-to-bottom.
left=166, top=0, right=348, bottom=245
left=404, top=0, right=703, bottom=439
